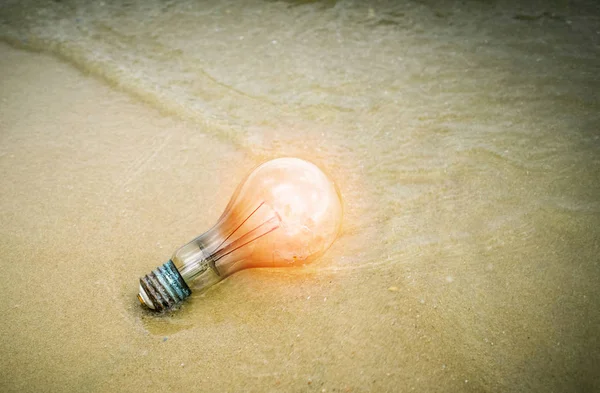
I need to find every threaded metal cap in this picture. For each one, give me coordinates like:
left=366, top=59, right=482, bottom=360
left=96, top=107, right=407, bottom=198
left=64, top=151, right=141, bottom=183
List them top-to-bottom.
left=138, top=260, right=192, bottom=312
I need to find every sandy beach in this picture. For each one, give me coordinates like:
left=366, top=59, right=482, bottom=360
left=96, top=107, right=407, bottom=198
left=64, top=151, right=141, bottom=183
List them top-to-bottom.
left=1, top=1, right=599, bottom=391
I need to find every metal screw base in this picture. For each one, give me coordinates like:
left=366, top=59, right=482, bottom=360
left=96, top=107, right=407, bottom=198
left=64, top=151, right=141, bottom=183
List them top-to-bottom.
left=139, top=260, right=192, bottom=312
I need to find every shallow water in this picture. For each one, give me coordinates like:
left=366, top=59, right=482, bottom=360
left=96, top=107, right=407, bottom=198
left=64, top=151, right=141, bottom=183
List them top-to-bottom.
left=1, top=0, right=599, bottom=392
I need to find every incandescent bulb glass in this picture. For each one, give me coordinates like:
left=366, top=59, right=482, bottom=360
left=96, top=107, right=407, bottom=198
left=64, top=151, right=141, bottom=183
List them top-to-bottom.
left=138, top=157, right=343, bottom=311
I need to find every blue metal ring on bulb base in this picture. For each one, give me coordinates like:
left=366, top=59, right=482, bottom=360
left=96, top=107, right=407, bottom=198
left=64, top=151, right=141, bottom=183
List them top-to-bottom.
left=139, top=260, right=191, bottom=312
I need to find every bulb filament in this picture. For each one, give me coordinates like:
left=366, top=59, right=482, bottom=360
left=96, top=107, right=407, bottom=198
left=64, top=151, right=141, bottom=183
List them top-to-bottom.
left=180, top=201, right=282, bottom=280
left=211, top=202, right=281, bottom=266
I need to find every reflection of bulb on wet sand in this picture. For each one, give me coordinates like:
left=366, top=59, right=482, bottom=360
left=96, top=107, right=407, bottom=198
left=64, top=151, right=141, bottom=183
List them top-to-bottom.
left=138, top=157, right=343, bottom=311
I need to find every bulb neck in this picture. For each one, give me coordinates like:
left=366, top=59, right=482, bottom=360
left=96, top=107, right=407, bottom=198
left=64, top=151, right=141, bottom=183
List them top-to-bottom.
left=138, top=260, right=192, bottom=312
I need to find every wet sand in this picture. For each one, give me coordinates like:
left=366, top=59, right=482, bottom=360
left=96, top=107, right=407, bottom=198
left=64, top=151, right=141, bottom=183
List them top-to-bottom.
left=1, top=6, right=600, bottom=391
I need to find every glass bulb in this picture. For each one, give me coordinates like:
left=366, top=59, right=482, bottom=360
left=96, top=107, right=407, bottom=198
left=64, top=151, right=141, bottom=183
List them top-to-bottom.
left=138, top=157, right=343, bottom=311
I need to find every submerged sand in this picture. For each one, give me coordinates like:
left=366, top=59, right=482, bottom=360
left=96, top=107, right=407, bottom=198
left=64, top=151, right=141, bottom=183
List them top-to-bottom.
left=1, top=2, right=599, bottom=391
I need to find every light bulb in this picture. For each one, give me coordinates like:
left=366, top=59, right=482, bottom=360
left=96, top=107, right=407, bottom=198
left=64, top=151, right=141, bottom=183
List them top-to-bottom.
left=138, top=157, right=343, bottom=311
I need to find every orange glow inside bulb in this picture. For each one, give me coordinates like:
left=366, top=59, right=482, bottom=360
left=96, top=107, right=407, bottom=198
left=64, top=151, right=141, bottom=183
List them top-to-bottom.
left=138, top=157, right=343, bottom=311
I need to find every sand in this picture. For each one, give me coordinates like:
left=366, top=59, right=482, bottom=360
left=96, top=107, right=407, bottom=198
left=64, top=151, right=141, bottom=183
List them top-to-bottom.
left=1, top=2, right=600, bottom=391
